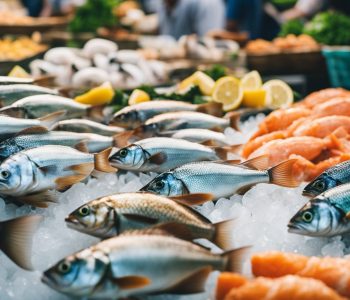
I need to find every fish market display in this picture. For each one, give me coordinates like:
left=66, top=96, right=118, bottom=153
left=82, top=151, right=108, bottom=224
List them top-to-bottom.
left=110, top=137, right=236, bottom=173
left=141, top=158, right=299, bottom=198
left=42, top=230, right=247, bottom=298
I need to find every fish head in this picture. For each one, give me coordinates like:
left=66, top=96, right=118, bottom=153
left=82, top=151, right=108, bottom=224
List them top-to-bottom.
left=111, top=110, right=141, bottom=129
left=0, top=141, right=17, bottom=160
left=109, top=144, right=146, bottom=169
left=0, top=159, right=21, bottom=191
left=140, top=172, right=187, bottom=196
left=303, top=174, right=338, bottom=197
left=288, top=199, right=343, bottom=237
left=66, top=201, right=115, bottom=237
left=42, top=251, right=108, bottom=296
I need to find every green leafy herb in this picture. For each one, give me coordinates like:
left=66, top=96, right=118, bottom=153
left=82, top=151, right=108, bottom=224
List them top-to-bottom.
left=279, top=19, right=304, bottom=37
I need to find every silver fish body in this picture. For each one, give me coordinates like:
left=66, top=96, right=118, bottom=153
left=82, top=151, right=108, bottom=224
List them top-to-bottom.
left=0, top=76, right=34, bottom=85
left=0, top=84, right=58, bottom=106
left=0, top=94, right=90, bottom=119
left=111, top=100, right=222, bottom=129
left=53, top=119, right=124, bottom=136
left=171, top=128, right=230, bottom=146
left=109, top=137, right=219, bottom=172
left=289, top=183, right=350, bottom=237
left=42, top=232, right=239, bottom=299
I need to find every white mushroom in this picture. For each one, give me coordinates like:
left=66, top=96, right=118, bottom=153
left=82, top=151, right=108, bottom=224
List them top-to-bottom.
left=82, top=38, right=118, bottom=58
left=43, top=47, right=79, bottom=65
left=72, top=67, right=110, bottom=88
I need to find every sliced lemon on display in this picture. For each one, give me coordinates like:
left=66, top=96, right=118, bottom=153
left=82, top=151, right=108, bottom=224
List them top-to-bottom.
left=8, top=65, right=31, bottom=78
left=240, top=70, right=262, bottom=91
left=178, top=71, right=215, bottom=96
left=212, top=76, right=243, bottom=111
left=263, top=79, right=293, bottom=108
left=75, top=82, right=115, bottom=106
left=128, top=89, right=151, bottom=106
left=242, top=89, right=267, bottom=108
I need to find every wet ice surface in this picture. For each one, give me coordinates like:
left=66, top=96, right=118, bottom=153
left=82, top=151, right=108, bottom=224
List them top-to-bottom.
left=1, top=114, right=349, bottom=299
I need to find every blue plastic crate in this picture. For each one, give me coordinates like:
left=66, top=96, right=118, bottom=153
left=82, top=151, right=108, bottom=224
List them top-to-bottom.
left=322, top=47, right=350, bottom=89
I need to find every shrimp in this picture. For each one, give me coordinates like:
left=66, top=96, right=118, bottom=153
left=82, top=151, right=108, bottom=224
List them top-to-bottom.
left=300, top=88, right=350, bottom=109
left=312, top=97, right=350, bottom=118
left=251, top=251, right=350, bottom=298
left=222, top=275, right=345, bottom=300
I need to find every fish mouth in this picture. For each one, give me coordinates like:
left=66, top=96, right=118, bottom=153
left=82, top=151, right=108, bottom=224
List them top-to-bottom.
left=302, top=190, right=317, bottom=197
left=65, top=216, right=79, bottom=226
left=287, top=222, right=302, bottom=233
left=41, top=272, right=57, bottom=289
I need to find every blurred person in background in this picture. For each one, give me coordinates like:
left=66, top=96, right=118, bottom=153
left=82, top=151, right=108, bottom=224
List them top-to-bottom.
left=21, top=0, right=73, bottom=17
left=156, top=0, right=225, bottom=39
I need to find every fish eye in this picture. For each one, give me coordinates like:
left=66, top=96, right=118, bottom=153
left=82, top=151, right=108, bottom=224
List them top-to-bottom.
left=118, top=149, right=128, bottom=158
left=0, top=170, right=10, bottom=179
left=155, top=180, right=165, bottom=189
left=313, top=180, right=325, bottom=191
left=79, top=206, right=90, bottom=217
left=302, top=211, right=313, bottom=223
left=57, top=261, right=71, bottom=274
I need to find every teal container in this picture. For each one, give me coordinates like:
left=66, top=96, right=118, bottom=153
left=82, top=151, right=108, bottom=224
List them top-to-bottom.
left=322, top=47, right=350, bottom=89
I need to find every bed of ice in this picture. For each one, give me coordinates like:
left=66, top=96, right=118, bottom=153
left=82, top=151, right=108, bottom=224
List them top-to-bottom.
left=1, top=113, right=349, bottom=300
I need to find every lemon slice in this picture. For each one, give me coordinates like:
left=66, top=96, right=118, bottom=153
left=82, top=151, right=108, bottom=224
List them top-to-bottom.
left=8, top=65, right=31, bottom=78
left=240, top=70, right=262, bottom=91
left=178, top=71, right=215, bottom=96
left=212, top=76, right=243, bottom=111
left=263, top=79, right=293, bottom=108
left=75, top=82, right=115, bottom=106
left=128, top=89, right=151, bottom=106
left=242, top=89, right=267, bottom=108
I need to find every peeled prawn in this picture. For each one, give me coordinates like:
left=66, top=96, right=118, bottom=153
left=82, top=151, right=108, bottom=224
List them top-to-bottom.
left=300, top=88, right=350, bottom=109
left=312, top=97, right=350, bottom=118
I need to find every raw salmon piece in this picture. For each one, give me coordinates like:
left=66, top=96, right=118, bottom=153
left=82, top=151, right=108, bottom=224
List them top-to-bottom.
left=301, top=88, right=350, bottom=109
left=312, top=97, right=350, bottom=118
left=252, top=251, right=350, bottom=297
left=216, top=273, right=248, bottom=300
left=224, top=275, right=346, bottom=300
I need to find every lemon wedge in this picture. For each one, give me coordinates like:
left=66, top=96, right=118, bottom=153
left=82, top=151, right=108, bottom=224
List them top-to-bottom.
left=8, top=65, right=31, bottom=78
left=240, top=70, right=262, bottom=91
left=178, top=71, right=215, bottom=96
left=212, top=76, right=243, bottom=111
left=263, top=79, right=293, bottom=108
left=75, top=82, right=115, bottom=106
left=128, top=89, right=151, bottom=106
left=242, top=89, right=267, bottom=108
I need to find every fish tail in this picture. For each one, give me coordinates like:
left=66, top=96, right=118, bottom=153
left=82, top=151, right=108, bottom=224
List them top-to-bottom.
left=197, top=102, right=223, bottom=117
left=87, top=105, right=105, bottom=122
left=38, top=110, right=66, bottom=129
left=228, top=112, right=241, bottom=132
left=113, top=131, right=134, bottom=148
left=214, top=145, right=242, bottom=160
left=94, top=147, right=118, bottom=172
left=268, top=159, right=300, bottom=188
left=0, top=215, right=43, bottom=270
left=213, top=218, right=237, bottom=250
left=222, top=246, right=251, bottom=273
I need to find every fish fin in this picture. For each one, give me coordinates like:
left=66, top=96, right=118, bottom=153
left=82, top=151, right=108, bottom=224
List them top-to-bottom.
left=33, top=74, right=56, bottom=86
left=57, top=86, right=74, bottom=97
left=197, top=102, right=223, bottom=117
left=87, top=105, right=105, bottom=122
left=0, top=107, right=24, bottom=118
left=38, top=110, right=66, bottom=129
left=228, top=112, right=241, bottom=132
left=15, top=126, right=49, bottom=136
left=113, top=131, right=134, bottom=148
left=200, top=139, right=219, bottom=147
left=74, top=141, right=89, bottom=153
left=214, top=145, right=243, bottom=160
left=94, top=148, right=118, bottom=173
left=148, top=152, right=167, bottom=165
left=240, top=155, right=269, bottom=170
left=268, top=159, right=300, bottom=188
left=216, top=160, right=241, bottom=165
left=68, top=163, right=94, bottom=175
left=55, top=174, right=87, bottom=191
left=236, top=184, right=255, bottom=195
left=17, top=190, right=58, bottom=208
left=169, top=193, right=214, bottom=206
left=346, top=212, right=350, bottom=219
left=122, top=214, right=159, bottom=225
left=0, top=215, right=43, bottom=270
left=213, top=218, right=237, bottom=250
left=151, top=222, right=194, bottom=241
left=222, top=246, right=251, bottom=273
left=164, top=267, right=212, bottom=294
left=112, top=275, right=151, bottom=290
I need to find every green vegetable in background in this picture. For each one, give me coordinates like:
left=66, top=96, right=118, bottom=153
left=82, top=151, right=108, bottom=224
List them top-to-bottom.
left=69, top=0, right=121, bottom=33
left=303, top=11, right=350, bottom=45
left=279, top=19, right=304, bottom=37
left=204, top=64, right=227, bottom=81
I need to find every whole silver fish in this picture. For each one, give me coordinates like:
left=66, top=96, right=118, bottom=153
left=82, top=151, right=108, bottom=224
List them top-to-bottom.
left=0, top=84, right=58, bottom=106
left=0, top=94, right=99, bottom=120
left=111, top=100, right=222, bottom=129
left=0, top=111, right=62, bottom=141
left=133, top=111, right=236, bottom=138
left=53, top=119, right=124, bottom=136
left=171, top=128, right=230, bottom=146
left=0, top=130, right=116, bottom=159
left=109, top=137, right=234, bottom=173
left=0, top=145, right=115, bottom=207
left=141, top=158, right=299, bottom=199
left=303, top=160, right=350, bottom=197
left=289, top=183, right=350, bottom=237
left=65, top=192, right=235, bottom=249
left=42, top=231, right=247, bottom=298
